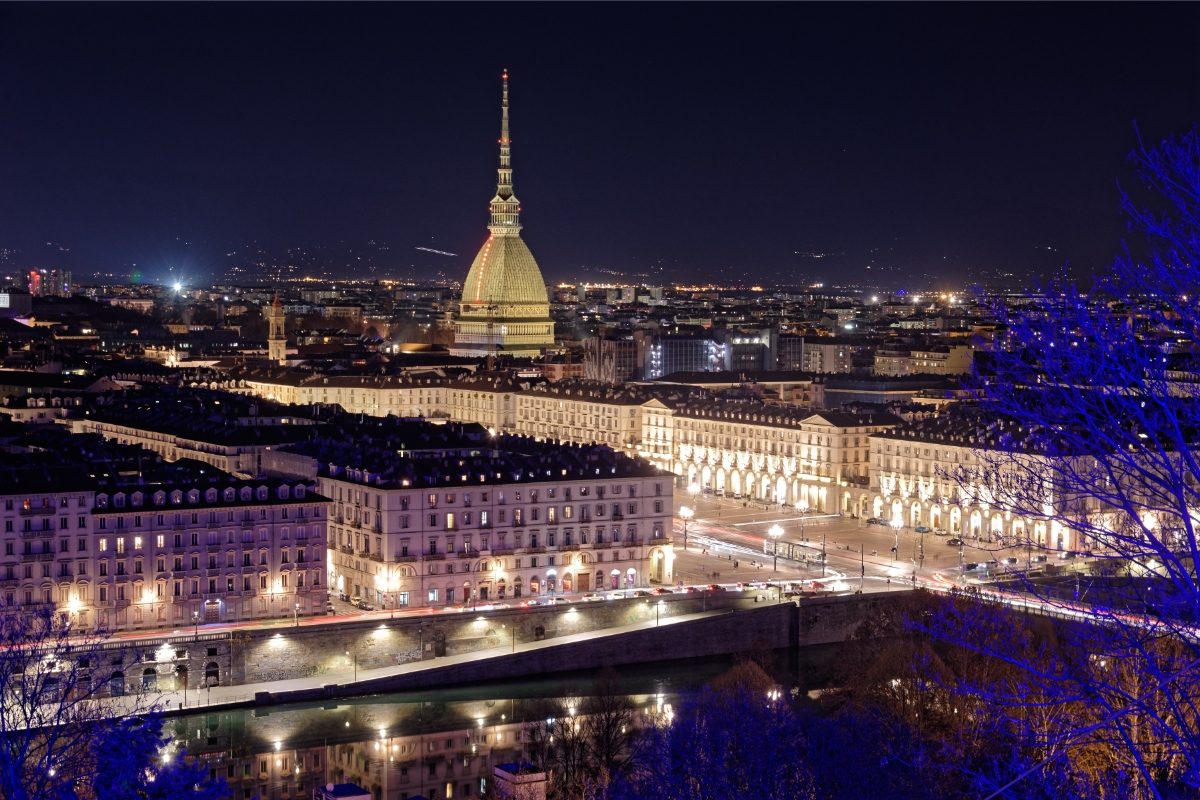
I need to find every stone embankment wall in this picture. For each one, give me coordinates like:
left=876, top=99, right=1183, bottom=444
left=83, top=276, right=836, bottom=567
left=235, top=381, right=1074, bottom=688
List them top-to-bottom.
left=130, top=590, right=909, bottom=698
left=232, top=593, right=764, bottom=686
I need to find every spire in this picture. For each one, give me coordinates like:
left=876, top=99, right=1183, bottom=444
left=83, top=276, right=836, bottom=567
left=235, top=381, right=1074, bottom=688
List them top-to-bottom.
left=489, top=69, right=521, bottom=235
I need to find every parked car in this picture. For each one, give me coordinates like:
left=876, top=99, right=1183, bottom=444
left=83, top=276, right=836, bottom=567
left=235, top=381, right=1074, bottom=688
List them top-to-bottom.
left=866, top=517, right=886, bottom=525
left=915, top=525, right=931, bottom=533
left=933, top=528, right=949, bottom=536
left=947, top=537, right=964, bottom=546
left=705, top=583, right=721, bottom=592
left=650, top=587, right=672, bottom=595
left=632, top=590, right=652, bottom=597
left=580, top=592, right=603, bottom=602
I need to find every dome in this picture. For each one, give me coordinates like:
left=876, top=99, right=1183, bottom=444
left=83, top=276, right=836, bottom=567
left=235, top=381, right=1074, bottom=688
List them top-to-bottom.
left=460, top=233, right=549, bottom=309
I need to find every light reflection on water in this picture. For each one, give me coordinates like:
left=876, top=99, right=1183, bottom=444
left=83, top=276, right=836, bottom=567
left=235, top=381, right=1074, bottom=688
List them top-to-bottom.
left=169, top=659, right=735, bottom=800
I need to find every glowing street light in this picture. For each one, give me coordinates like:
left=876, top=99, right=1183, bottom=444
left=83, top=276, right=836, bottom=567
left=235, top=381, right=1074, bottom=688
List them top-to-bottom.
left=687, top=482, right=701, bottom=502
left=795, top=499, right=809, bottom=543
left=678, top=505, right=694, bottom=551
left=890, top=517, right=902, bottom=560
left=768, top=524, right=784, bottom=572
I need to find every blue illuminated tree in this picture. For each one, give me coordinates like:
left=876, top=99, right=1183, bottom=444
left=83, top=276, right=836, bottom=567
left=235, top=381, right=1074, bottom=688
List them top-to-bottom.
left=935, top=127, right=1200, bottom=797
left=0, top=608, right=227, bottom=800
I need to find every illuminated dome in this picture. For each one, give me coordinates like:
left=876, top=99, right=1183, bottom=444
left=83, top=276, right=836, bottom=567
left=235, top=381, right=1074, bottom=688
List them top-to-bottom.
left=452, top=71, right=555, bottom=358
left=461, top=234, right=549, bottom=310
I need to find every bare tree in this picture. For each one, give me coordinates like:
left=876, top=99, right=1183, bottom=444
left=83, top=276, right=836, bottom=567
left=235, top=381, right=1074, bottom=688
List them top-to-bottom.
left=935, top=127, right=1200, bottom=797
left=0, top=608, right=219, bottom=800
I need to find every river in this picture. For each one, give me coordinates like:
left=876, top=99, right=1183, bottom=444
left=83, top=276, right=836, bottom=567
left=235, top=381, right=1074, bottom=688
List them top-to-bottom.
left=167, top=648, right=840, bottom=800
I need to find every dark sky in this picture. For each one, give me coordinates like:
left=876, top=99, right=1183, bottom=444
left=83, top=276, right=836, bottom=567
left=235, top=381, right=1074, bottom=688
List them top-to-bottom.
left=1, top=2, right=1198, bottom=287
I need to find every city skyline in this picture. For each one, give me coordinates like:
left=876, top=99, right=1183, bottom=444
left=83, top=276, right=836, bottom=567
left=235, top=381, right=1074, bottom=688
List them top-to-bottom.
left=1, top=3, right=1198, bottom=287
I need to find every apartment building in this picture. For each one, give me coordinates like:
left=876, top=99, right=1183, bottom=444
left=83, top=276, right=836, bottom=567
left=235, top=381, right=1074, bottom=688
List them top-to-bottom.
left=673, top=402, right=900, bottom=512
left=864, top=412, right=1077, bottom=551
left=265, top=418, right=674, bottom=610
left=0, top=429, right=328, bottom=632
left=90, top=479, right=328, bottom=631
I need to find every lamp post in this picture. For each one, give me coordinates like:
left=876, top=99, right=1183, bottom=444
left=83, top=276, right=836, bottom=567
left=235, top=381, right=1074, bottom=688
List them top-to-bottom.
left=687, top=481, right=700, bottom=507
left=795, top=499, right=809, bottom=541
left=678, top=505, right=694, bottom=551
left=890, top=518, right=902, bottom=561
left=768, top=524, right=784, bottom=572
left=821, top=530, right=827, bottom=578
left=293, top=601, right=300, bottom=627
left=192, top=611, right=199, bottom=639
left=345, top=649, right=357, bottom=682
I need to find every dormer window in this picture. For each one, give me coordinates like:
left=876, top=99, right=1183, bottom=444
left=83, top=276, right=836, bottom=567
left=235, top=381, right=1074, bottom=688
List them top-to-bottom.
left=294, top=485, right=305, bottom=499
left=277, top=486, right=290, bottom=500
left=240, top=487, right=252, bottom=502
left=256, top=487, right=268, bottom=501
left=223, top=488, right=235, bottom=503
left=205, top=489, right=218, bottom=503
left=186, top=490, right=200, bottom=505
left=153, top=491, right=166, bottom=506
left=170, top=491, right=183, bottom=505
left=131, top=492, right=143, bottom=507
left=113, top=494, right=125, bottom=508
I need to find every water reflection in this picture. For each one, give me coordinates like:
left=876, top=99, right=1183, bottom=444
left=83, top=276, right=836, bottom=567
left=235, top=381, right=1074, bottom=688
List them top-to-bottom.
left=169, top=661, right=726, bottom=800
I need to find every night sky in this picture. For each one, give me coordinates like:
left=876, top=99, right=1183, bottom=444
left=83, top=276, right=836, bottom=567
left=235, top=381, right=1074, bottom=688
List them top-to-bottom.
left=1, top=2, right=1198, bottom=287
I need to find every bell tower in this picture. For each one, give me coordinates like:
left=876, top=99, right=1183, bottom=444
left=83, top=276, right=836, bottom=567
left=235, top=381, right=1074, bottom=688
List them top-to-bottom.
left=267, top=294, right=287, bottom=364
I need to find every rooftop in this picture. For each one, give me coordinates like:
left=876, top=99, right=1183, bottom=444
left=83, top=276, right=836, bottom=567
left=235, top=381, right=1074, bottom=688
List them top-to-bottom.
left=79, top=386, right=314, bottom=446
left=282, top=418, right=666, bottom=489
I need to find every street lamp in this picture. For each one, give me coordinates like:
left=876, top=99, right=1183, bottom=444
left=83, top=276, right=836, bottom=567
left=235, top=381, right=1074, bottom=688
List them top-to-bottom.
left=687, top=482, right=700, bottom=505
left=795, top=499, right=809, bottom=541
left=678, top=505, right=694, bottom=551
left=890, top=518, right=902, bottom=561
left=768, top=524, right=784, bottom=572
left=293, top=601, right=300, bottom=627
left=192, top=611, right=199, bottom=639
left=345, top=648, right=357, bottom=682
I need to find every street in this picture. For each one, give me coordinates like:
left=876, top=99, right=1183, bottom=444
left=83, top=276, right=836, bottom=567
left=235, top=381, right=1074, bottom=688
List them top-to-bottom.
left=676, top=492, right=1050, bottom=592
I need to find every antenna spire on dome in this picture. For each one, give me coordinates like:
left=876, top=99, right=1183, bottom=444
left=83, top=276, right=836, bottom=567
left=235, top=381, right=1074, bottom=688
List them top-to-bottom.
left=489, top=69, right=520, bottom=233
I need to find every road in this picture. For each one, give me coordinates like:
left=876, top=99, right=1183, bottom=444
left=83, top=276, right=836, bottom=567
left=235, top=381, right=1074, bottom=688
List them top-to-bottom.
left=676, top=493, right=1064, bottom=593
